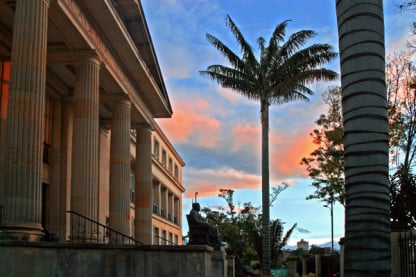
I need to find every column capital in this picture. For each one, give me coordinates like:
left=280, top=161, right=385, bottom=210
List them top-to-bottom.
left=76, top=50, right=101, bottom=67
left=101, top=94, right=131, bottom=108
left=133, top=122, right=154, bottom=131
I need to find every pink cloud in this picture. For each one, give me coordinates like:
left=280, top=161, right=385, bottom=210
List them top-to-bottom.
left=215, top=86, right=241, bottom=103
left=157, top=97, right=221, bottom=148
left=231, top=123, right=260, bottom=152
left=270, top=131, right=314, bottom=179
left=184, top=167, right=262, bottom=198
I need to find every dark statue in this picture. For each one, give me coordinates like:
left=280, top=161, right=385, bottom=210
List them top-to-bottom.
left=186, top=202, right=221, bottom=251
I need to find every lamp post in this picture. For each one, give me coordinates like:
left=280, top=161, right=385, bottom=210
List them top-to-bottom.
left=324, top=200, right=334, bottom=256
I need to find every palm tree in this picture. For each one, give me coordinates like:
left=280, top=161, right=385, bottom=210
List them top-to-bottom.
left=335, top=1, right=390, bottom=276
left=200, top=15, right=337, bottom=275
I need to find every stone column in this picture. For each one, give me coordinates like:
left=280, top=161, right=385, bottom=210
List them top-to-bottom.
left=1, top=0, right=50, bottom=241
left=70, top=53, right=100, bottom=225
left=109, top=97, right=131, bottom=236
left=59, top=99, right=73, bottom=241
left=134, top=124, right=153, bottom=243
left=315, top=254, right=321, bottom=277
left=302, top=258, right=307, bottom=276
left=287, top=260, right=297, bottom=277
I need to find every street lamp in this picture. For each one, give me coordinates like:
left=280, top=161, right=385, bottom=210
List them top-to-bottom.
left=324, top=200, right=334, bottom=256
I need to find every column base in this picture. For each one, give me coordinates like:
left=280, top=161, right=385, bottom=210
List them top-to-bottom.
left=0, top=224, right=44, bottom=241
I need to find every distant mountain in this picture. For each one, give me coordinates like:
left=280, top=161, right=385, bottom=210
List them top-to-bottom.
left=284, top=241, right=340, bottom=251
left=316, top=241, right=340, bottom=251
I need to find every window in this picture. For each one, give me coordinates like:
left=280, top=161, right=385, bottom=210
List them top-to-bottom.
left=0, top=60, right=10, bottom=121
left=43, top=96, right=53, bottom=164
left=153, top=139, right=159, bottom=159
left=162, top=149, right=167, bottom=166
left=168, top=158, right=173, bottom=172
left=174, top=164, right=179, bottom=179
left=130, top=169, right=135, bottom=203
left=153, top=203, right=158, bottom=214
left=130, top=216, right=134, bottom=237
left=153, top=227, right=159, bottom=245
left=162, top=230, right=167, bottom=245
left=169, top=233, right=173, bottom=245
left=175, top=235, right=179, bottom=245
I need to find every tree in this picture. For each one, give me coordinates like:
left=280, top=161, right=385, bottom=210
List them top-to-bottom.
left=397, top=0, right=416, bottom=48
left=336, top=1, right=390, bottom=276
left=200, top=15, right=337, bottom=276
left=386, top=54, right=416, bottom=230
left=386, top=54, right=416, bottom=168
left=301, top=87, right=345, bottom=206
left=390, top=164, right=416, bottom=229
left=202, top=189, right=296, bottom=274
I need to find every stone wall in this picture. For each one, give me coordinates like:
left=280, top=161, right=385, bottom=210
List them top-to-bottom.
left=0, top=241, right=226, bottom=277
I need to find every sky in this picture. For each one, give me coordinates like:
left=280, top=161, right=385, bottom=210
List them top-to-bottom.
left=141, top=0, right=413, bottom=247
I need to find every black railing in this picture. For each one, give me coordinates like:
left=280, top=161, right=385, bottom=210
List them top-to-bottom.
left=153, top=203, right=158, bottom=215
left=67, top=210, right=143, bottom=245
left=400, top=230, right=416, bottom=277
left=155, top=235, right=176, bottom=246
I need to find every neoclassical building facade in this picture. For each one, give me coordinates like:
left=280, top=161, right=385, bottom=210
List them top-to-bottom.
left=0, top=0, right=185, bottom=244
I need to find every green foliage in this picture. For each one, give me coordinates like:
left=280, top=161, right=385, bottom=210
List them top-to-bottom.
left=300, top=87, right=345, bottom=206
left=390, top=164, right=416, bottom=230
left=202, top=189, right=296, bottom=270
left=309, top=245, right=326, bottom=255
left=287, top=248, right=311, bottom=259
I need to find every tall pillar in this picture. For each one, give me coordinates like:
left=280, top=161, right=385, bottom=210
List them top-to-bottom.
left=1, top=0, right=50, bottom=241
left=70, top=53, right=100, bottom=224
left=109, top=97, right=131, bottom=236
left=59, top=99, right=73, bottom=240
left=134, top=124, right=153, bottom=243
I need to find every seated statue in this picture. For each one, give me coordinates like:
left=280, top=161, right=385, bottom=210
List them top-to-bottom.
left=187, top=202, right=221, bottom=251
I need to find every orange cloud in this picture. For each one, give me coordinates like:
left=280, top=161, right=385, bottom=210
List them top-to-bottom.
left=215, top=86, right=241, bottom=103
left=157, top=97, right=221, bottom=148
left=231, top=123, right=260, bottom=152
left=270, top=131, right=315, bottom=179
left=184, top=167, right=262, bottom=198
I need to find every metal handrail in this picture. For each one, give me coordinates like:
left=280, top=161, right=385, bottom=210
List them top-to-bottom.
left=67, top=210, right=143, bottom=245
left=155, top=235, right=176, bottom=246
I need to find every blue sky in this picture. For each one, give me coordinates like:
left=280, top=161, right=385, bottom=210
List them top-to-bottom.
left=141, top=0, right=413, bottom=246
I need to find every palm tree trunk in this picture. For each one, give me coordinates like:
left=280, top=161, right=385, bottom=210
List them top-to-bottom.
left=336, top=1, right=390, bottom=276
left=261, top=101, right=271, bottom=276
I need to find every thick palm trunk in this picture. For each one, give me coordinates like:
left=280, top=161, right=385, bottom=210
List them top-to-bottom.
left=336, top=1, right=390, bottom=276
left=261, top=102, right=271, bottom=276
